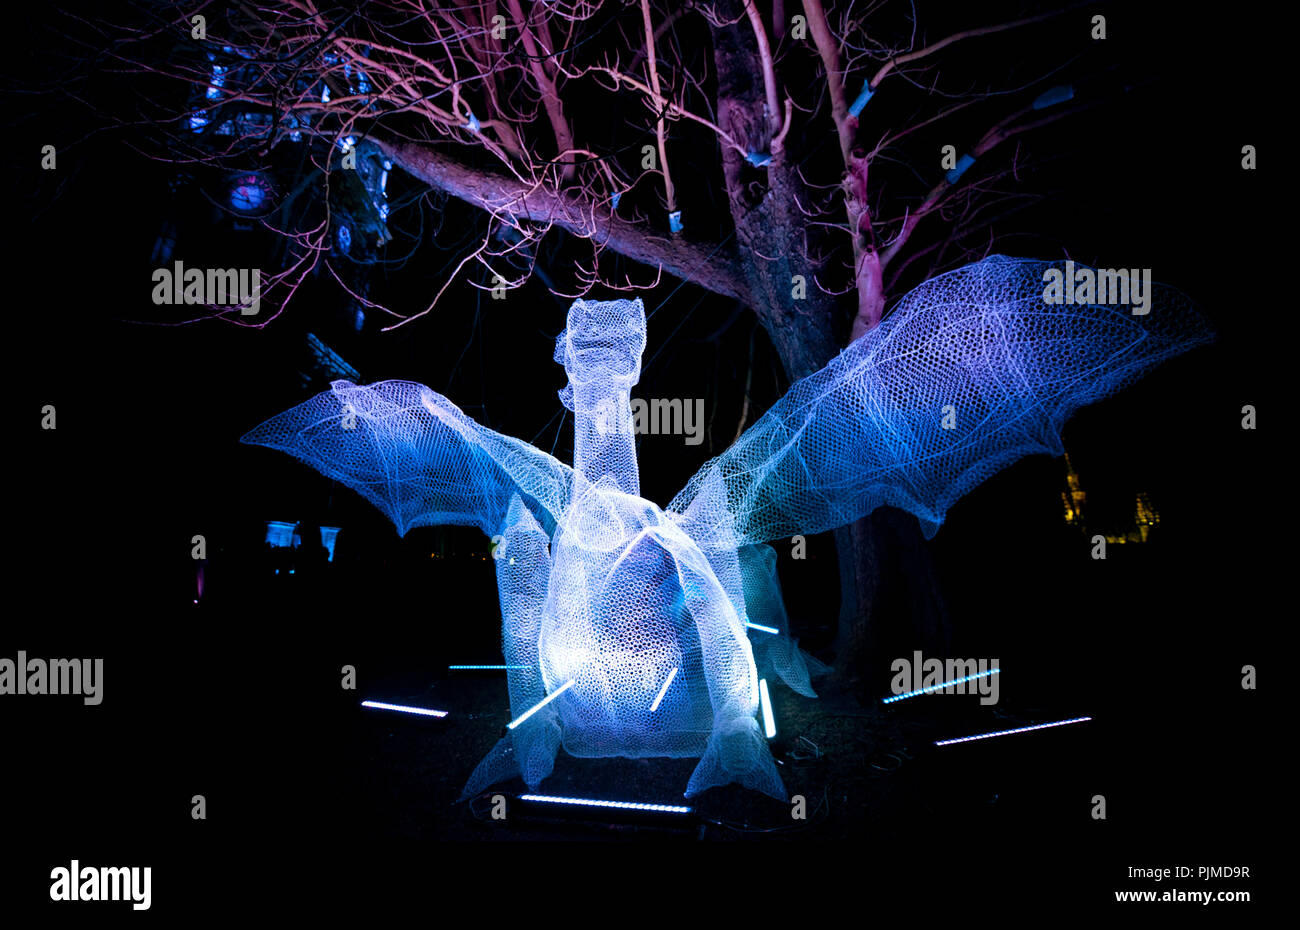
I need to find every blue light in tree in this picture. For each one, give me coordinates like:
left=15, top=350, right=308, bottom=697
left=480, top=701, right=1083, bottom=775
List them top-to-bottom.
left=229, top=178, right=266, bottom=212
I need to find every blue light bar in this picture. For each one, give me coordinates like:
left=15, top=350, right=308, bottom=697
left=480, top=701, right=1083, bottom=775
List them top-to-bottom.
left=847, top=81, right=874, bottom=118
left=1032, top=84, right=1074, bottom=111
left=945, top=153, right=976, bottom=185
left=745, top=621, right=779, bottom=635
left=448, top=665, right=529, bottom=670
left=650, top=667, right=679, bottom=712
left=882, top=667, right=1000, bottom=703
left=507, top=679, right=574, bottom=730
left=758, top=679, right=776, bottom=739
left=361, top=700, right=448, bottom=718
left=934, top=716, right=1092, bottom=746
left=518, top=794, right=692, bottom=815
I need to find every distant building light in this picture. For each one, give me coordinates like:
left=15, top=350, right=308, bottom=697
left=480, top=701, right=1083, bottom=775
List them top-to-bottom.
left=265, top=520, right=297, bottom=549
left=320, top=526, right=340, bottom=562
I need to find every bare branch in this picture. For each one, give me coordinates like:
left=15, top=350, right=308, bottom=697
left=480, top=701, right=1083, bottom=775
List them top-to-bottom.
left=371, top=135, right=752, bottom=306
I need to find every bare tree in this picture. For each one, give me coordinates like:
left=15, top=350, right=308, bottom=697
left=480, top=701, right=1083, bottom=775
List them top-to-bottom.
left=86, top=0, right=1100, bottom=674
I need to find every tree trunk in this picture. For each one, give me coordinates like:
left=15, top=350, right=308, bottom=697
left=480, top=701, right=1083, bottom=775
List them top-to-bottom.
left=708, top=1, right=948, bottom=686
left=833, top=510, right=951, bottom=697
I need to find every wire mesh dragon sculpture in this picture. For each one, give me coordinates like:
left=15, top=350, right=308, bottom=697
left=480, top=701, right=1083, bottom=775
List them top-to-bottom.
left=243, top=255, right=1211, bottom=800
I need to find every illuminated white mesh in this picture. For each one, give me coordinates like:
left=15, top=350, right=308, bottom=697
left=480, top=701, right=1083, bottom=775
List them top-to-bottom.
left=670, top=256, right=1210, bottom=548
left=242, top=257, right=1210, bottom=801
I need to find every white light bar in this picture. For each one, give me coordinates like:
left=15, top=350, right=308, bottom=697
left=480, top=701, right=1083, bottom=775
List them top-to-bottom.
left=745, top=622, right=779, bottom=635
left=448, top=665, right=529, bottom=670
left=649, top=667, right=679, bottom=712
left=883, top=667, right=1001, bottom=703
left=758, top=678, right=776, bottom=739
left=507, top=679, right=574, bottom=730
left=361, top=700, right=448, bottom=718
left=934, top=716, right=1092, bottom=746
left=518, top=794, right=692, bottom=815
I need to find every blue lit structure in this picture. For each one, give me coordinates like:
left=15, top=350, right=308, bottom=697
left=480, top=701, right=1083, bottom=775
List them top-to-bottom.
left=244, top=256, right=1210, bottom=800
left=305, top=333, right=360, bottom=382
left=264, top=520, right=297, bottom=549
left=264, top=521, right=341, bottom=561
left=319, top=526, right=341, bottom=561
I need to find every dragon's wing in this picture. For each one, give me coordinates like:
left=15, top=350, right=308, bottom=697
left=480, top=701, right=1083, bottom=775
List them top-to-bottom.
left=669, top=255, right=1212, bottom=549
left=241, top=379, right=572, bottom=536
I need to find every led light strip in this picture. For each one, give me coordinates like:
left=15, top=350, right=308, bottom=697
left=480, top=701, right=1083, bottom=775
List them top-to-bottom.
left=745, top=622, right=779, bottom=635
left=448, top=665, right=529, bottom=670
left=650, top=667, right=679, bottom=713
left=882, top=667, right=1001, bottom=703
left=507, top=679, right=574, bottom=730
left=758, top=679, right=777, bottom=739
left=360, top=700, right=448, bottom=718
left=934, top=716, right=1092, bottom=746
left=518, top=794, right=692, bottom=815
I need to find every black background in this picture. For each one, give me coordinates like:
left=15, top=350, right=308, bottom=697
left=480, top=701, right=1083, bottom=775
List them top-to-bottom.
left=3, top=0, right=1282, bottom=913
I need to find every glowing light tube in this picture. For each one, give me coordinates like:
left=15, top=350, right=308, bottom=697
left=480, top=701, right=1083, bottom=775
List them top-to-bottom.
left=745, top=621, right=779, bottom=634
left=448, top=665, right=529, bottom=670
left=650, top=667, right=679, bottom=712
left=882, top=667, right=1001, bottom=704
left=507, top=679, right=574, bottom=730
left=758, top=679, right=776, bottom=738
left=361, top=700, right=447, bottom=718
left=934, top=716, right=1092, bottom=746
left=519, top=795, right=692, bottom=815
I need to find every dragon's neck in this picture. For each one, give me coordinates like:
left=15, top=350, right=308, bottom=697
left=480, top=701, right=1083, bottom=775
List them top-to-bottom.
left=571, top=380, right=640, bottom=496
